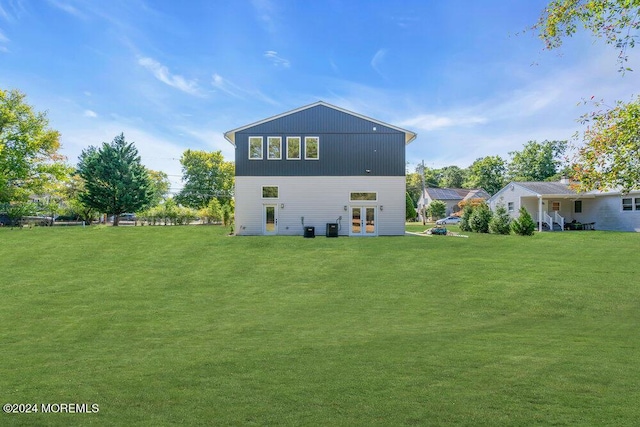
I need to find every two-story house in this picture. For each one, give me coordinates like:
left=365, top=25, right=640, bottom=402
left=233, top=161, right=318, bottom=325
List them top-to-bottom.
left=224, top=101, right=417, bottom=236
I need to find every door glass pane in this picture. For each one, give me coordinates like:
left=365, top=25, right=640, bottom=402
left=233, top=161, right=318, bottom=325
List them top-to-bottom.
left=265, top=206, right=275, bottom=232
left=365, top=207, right=375, bottom=234
left=351, top=208, right=361, bottom=234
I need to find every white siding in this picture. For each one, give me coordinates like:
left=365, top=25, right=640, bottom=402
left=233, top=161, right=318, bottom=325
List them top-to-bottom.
left=235, top=176, right=405, bottom=236
left=489, top=186, right=534, bottom=220
left=590, top=195, right=640, bottom=232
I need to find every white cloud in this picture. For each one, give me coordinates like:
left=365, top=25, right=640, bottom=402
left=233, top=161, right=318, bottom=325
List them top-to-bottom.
left=46, top=0, right=87, bottom=19
left=252, top=0, right=276, bottom=34
left=0, top=29, right=9, bottom=52
left=371, top=48, right=388, bottom=78
left=264, top=50, right=290, bottom=68
left=138, top=56, right=202, bottom=96
left=211, top=73, right=280, bottom=106
left=212, top=73, right=243, bottom=98
left=83, top=109, right=97, bottom=118
left=401, top=114, right=487, bottom=132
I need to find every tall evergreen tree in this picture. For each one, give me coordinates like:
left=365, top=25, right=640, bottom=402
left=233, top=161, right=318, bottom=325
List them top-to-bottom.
left=77, top=133, right=153, bottom=226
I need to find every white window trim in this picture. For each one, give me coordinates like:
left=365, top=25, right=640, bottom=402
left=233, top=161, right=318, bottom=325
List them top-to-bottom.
left=248, top=136, right=263, bottom=160
left=267, top=136, right=282, bottom=160
left=286, top=136, right=301, bottom=160
left=305, top=136, right=320, bottom=160
left=261, top=185, right=279, bottom=199
left=349, top=191, right=378, bottom=202
left=621, top=197, right=640, bottom=212
left=574, top=200, right=583, bottom=213
left=507, top=202, right=514, bottom=212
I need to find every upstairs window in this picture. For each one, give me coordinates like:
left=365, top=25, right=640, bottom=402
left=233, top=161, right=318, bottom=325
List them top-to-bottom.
left=305, top=136, right=319, bottom=160
left=249, top=137, right=263, bottom=160
left=268, top=137, right=281, bottom=160
left=287, top=137, right=301, bottom=160
left=262, top=186, right=279, bottom=199
left=350, top=192, right=377, bottom=201
left=507, top=202, right=514, bottom=212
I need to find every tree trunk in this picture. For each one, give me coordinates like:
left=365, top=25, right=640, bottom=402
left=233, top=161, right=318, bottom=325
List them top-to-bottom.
left=113, top=215, right=119, bottom=226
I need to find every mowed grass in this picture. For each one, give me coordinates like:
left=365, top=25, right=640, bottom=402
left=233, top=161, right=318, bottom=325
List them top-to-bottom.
left=1, top=225, right=639, bottom=426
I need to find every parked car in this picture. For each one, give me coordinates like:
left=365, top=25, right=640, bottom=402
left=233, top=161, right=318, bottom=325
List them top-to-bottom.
left=435, top=216, right=460, bottom=225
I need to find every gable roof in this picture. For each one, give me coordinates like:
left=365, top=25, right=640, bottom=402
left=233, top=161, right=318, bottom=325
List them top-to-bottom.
left=224, top=101, right=417, bottom=146
left=515, top=182, right=576, bottom=195
left=423, top=187, right=490, bottom=201
left=425, top=188, right=464, bottom=200
left=463, top=189, right=491, bottom=201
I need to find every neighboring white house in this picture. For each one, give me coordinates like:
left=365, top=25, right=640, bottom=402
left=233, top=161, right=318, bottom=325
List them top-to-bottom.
left=224, top=101, right=417, bottom=236
left=488, top=180, right=640, bottom=232
left=417, top=188, right=490, bottom=222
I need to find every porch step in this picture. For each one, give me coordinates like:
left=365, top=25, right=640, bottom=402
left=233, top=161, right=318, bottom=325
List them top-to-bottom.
left=541, top=222, right=564, bottom=231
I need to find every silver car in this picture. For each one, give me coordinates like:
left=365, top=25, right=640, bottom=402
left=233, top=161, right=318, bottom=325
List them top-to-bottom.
left=435, top=216, right=461, bottom=225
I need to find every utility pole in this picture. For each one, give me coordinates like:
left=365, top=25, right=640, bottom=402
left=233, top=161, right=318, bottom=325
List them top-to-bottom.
left=420, top=160, right=426, bottom=225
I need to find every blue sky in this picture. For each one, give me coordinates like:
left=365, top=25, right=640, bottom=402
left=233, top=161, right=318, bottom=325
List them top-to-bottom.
left=1, top=0, right=639, bottom=192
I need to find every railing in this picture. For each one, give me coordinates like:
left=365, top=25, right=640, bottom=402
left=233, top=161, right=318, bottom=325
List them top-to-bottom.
left=554, top=211, right=565, bottom=231
left=543, top=212, right=553, bottom=230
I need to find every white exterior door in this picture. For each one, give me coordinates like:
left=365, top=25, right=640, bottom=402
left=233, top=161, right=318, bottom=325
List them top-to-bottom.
left=263, top=205, right=278, bottom=235
left=350, top=206, right=377, bottom=236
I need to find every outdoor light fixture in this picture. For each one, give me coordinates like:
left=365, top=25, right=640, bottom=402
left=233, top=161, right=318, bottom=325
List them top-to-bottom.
left=281, top=203, right=284, bottom=209
left=344, top=205, right=348, bottom=211
left=380, top=205, right=384, bottom=211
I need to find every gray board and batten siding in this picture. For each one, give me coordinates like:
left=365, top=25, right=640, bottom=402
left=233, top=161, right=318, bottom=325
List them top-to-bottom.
left=228, top=102, right=412, bottom=177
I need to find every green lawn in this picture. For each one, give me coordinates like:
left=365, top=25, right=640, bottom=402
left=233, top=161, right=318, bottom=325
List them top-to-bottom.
left=1, top=225, right=639, bottom=426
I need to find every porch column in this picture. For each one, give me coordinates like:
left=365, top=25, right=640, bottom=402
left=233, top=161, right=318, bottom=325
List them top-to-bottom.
left=538, top=195, right=543, bottom=232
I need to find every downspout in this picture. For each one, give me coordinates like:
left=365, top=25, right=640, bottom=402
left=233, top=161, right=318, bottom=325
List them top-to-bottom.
left=538, top=195, right=543, bottom=232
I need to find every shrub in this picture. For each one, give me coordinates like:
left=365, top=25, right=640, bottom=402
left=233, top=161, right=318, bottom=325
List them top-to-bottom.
left=405, top=192, right=416, bottom=221
left=427, top=200, right=446, bottom=220
left=469, top=202, right=492, bottom=233
left=489, top=203, right=511, bottom=235
left=460, top=204, right=474, bottom=232
left=512, top=207, right=536, bottom=236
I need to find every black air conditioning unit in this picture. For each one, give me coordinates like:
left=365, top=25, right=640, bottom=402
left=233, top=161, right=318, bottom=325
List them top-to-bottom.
left=326, top=223, right=338, bottom=237
left=304, top=226, right=315, bottom=238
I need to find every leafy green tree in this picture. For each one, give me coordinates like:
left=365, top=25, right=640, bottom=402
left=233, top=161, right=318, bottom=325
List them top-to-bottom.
left=535, top=0, right=640, bottom=72
left=534, top=1, right=639, bottom=191
left=0, top=88, right=66, bottom=204
left=573, top=97, right=640, bottom=193
left=77, top=133, right=153, bottom=226
left=508, top=140, right=568, bottom=182
left=175, top=150, right=234, bottom=209
left=464, top=156, right=506, bottom=195
left=438, top=165, right=466, bottom=188
left=147, top=169, right=171, bottom=207
left=405, top=172, right=423, bottom=206
left=61, top=174, right=99, bottom=224
left=405, top=192, right=416, bottom=221
left=427, top=199, right=447, bottom=220
left=5, top=202, right=36, bottom=226
left=469, top=202, right=493, bottom=233
left=489, top=203, right=512, bottom=235
left=512, top=207, right=537, bottom=236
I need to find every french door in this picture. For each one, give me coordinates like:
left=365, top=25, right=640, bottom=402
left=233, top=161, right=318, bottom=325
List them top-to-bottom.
left=263, top=205, right=278, bottom=235
left=350, top=206, right=377, bottom=236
